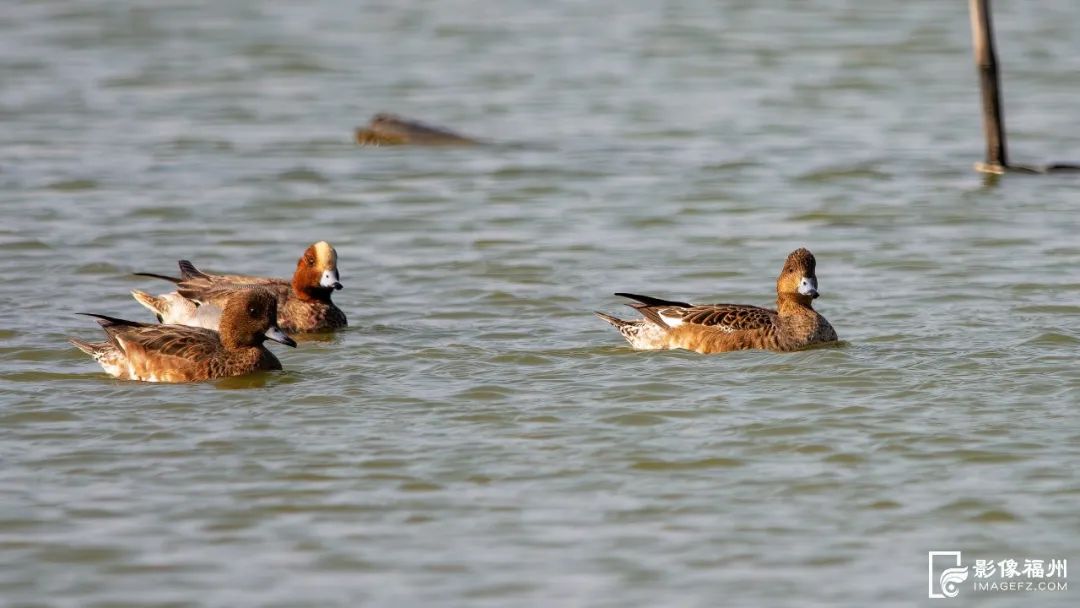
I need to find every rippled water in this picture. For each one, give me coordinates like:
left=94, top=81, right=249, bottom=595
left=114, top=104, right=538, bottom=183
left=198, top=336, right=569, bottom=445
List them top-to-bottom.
left=2, top=1, right=1079, bottom=606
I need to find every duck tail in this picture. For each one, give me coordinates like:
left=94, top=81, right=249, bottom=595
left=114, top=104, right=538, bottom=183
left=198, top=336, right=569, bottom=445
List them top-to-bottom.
left=177, top=260, right=209, bottom=280
left=132, top=271, right=181, bottom=284
left=131, top=290, right=166, bottom=322
left=614, top=292, right=692, bottom=308
left=594, top=311, right=632, bottom=329
left=596, top=311, right=664, bottom=349
left=76, top=313, right=145, bottom=329
left=69, top=337, right=108, bottom=359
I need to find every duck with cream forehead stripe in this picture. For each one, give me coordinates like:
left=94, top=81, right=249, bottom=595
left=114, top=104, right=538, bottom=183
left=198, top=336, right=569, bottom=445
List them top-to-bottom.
left=132, top=241, right=347, bottom=334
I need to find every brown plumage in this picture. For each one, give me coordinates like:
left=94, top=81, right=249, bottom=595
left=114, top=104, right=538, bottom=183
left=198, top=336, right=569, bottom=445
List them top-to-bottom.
left=354, top=113, right=480, bottom=146
left=133, top=241, right=347, bottom=333
left=596, top=248, right=838, bottom=353
left=70, top=288, right=296, bottom=382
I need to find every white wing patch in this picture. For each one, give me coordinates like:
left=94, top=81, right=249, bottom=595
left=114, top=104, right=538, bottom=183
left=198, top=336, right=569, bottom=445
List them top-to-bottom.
left=156, top=292, right=222, bottom=330
left=157, top=292, right=199, bottom=325
left=190, top=303, right=223, bottom=330
left=658, top=312, right=683, bottom=328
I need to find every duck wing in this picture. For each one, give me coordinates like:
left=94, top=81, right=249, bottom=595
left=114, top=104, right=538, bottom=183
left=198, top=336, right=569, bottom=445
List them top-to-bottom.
left=177, top=260, right=286, bottom=287
left=174, top=261, right=289, bottom=307
left=175, top=280, right=289, bottom=310
left=614, top=295, right=776, bottom=332
left=672, top=304, right=777, bottom=332
left=80, top=314, right=221, bottom=359
left=118, top=323, right=221, bottom=360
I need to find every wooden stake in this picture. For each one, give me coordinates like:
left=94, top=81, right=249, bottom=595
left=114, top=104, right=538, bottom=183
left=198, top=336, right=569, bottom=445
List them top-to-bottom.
left=969, top=0, right=1008, bottom=173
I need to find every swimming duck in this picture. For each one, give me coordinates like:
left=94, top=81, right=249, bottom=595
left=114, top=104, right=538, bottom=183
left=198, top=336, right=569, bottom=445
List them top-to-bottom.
left=132, top=241, right=347, bottom=333
left=596, top=248, right=838, bottom=353
left=70, top=288, right=296, bottom=382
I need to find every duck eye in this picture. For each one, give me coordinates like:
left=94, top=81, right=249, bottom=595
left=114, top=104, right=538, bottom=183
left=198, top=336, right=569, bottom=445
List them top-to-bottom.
left=307, top=257, right=315, bottom=266
left=248, top=307, right=257, bottom=315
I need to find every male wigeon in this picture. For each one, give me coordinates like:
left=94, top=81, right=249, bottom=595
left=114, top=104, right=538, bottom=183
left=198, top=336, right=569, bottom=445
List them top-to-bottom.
left=132, top=241, right=347, bottom=333
left=596, top=248, right=838, bottom=353
left=70, top=288, right=296, bottom=382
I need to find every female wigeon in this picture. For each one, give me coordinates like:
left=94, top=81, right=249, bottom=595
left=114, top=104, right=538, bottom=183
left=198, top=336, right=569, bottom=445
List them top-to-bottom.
left=132, top=241, right=347, bottom=333
left=596, top=248, right=838, bottom=353
left=70, top=288, right=296, bottom=382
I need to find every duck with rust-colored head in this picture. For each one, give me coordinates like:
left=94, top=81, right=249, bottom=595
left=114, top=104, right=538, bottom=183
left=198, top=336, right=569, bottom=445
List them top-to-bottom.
left=132, top=241, right=347, bottom=334
left=596, top=248, right=838, bottom=353
left=71, top=288, right=296, bottom=382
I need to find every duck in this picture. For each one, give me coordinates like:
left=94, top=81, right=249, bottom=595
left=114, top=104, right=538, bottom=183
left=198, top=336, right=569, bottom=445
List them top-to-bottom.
left=132, top=241, right=347, bottom=333
left=596, top=248, right=838, bottom=353
left=70, top=288, right=296, bottom=382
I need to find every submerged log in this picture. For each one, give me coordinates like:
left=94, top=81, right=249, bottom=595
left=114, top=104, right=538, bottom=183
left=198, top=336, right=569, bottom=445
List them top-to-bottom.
left=354, top=114, right=481, bottom=146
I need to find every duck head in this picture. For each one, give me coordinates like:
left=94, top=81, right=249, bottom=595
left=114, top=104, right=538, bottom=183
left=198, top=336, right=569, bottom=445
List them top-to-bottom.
left=291, top=241, right=342, bottom=301
left=775, top=248, right=820, bottom=304
left=219, top=288, right=296, bottom=349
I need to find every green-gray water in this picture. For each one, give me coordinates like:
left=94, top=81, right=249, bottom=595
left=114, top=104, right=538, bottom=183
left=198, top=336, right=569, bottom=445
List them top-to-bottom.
left=2, top=1, right=1078, bottom=606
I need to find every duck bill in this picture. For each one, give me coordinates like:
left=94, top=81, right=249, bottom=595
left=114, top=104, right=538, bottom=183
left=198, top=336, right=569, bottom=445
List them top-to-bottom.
left=320, top=269, right=343, bottom=290
left=798, top=277, right=819, bottom=299
left=264, top=326, right=297, bottom=347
